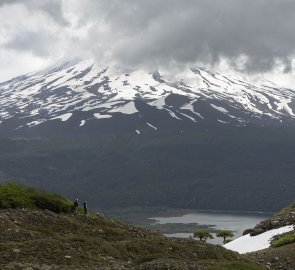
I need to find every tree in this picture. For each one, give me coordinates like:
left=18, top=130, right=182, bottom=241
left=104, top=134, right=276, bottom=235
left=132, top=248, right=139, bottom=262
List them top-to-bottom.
left=193, top=230, right=214, bottom=242
left=216, top=230, right=234, bottom=244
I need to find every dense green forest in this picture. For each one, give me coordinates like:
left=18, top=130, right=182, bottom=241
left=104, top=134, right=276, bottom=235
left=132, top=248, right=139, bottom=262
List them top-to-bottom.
left=0, top=126, right=295, bottom=212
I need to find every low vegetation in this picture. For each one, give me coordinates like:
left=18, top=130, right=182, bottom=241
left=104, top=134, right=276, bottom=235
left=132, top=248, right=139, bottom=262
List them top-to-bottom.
left=0, top=183, right=73, bottom=213
left=279, top=201, right=295, bottom=214
left=193, top=230, right=214, bottom=242
left=216, top=230, right=234, bottom=244
left=271, top=231, right=295, bottom=247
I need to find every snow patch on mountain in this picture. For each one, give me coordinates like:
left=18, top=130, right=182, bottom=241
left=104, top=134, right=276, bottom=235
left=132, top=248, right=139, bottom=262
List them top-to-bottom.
left=149, top=96, right=167, bottom=110
left=275, top=99, right=295, bottom=116
left=108, top=101, right=138, bottom=114
left=181, top=102, right=204, bottom=119
left=210, top=104, right=229, bottom=114
left=179, top=112, right=197, bottom=122
left=52, top=113, right=72, bottom=122
left=93, top=113, right=112, bottom=119
left=218, top=119, right=229, bottom=124
left=79, top=120, right=86, bottom=127
left=146, top=122, right=157, bottom=130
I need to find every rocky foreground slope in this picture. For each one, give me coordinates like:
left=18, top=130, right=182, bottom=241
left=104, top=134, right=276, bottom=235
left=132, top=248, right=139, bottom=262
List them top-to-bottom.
left=0, top=183, right=263, bottom=270
left=3, top=186, right=295, bottom=270
left=225, top=202, right=295, bottom=270
left=247, top=205, right=295, bottom=270
left=0, top=208, right=264, bottom=270
left=246, top=243, right=295, bottom=270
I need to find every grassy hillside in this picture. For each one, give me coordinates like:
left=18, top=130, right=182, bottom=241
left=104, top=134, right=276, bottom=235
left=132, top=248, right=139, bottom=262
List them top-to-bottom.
left=0, top=183, right=73, bottom=213
left=0, top=184, right=264, bottom=270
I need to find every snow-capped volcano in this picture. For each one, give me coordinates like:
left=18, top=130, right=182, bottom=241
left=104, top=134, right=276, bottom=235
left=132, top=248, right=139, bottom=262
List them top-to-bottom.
left=1, top=59, right=295, bottom=137
left=2, top=60, right=295, bottom=213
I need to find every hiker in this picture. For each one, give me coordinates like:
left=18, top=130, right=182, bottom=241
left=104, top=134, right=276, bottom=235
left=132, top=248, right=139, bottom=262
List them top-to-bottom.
left=73, top=198, right=79, bottom=213
left=83, top=201, right=88, bottom=215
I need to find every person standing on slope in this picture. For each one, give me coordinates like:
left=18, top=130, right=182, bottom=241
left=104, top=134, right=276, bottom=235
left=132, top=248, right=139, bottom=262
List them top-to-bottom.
left=73, top=198, right=79, bottom=214
left=83, top=201, right=88, bottom=215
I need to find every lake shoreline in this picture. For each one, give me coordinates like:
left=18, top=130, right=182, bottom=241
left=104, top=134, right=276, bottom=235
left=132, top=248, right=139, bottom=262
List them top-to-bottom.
left=98, top=206, right=272, bottom=244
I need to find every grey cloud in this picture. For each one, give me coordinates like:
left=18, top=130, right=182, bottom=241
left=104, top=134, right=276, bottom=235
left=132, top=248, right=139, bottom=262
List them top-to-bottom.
left=0, top=0, right=67, bottom=25
left=0, top=0, right=68, bottom=59
left=1, top=0, right=295, bottom=73
left=79, top=0, right=295, bottom=72
left=3, top=31, right=57, bottom=56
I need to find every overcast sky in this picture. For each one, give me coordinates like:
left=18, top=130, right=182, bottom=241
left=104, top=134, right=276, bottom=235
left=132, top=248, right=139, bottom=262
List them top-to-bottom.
left=1, top=0, right=295, bottom=85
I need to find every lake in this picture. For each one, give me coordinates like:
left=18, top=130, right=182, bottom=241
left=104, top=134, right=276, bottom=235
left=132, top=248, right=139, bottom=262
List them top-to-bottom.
left=102, top=207, right=272, bottom=245
left=150, top=210, right=271, bottom=244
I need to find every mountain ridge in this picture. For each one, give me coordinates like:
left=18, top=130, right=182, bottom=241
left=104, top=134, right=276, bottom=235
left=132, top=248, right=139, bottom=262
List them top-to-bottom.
left=1, top=59, right=295, bottom=137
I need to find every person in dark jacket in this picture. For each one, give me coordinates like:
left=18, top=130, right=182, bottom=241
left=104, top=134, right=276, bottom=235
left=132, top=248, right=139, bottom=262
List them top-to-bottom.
left=73, top=198, right=79, bottom=213
left=83, top=201, right=88, bottom=215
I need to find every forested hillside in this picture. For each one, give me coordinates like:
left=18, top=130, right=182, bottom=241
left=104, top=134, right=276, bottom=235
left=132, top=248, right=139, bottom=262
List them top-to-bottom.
left=1, top=126, right=295, bottom=212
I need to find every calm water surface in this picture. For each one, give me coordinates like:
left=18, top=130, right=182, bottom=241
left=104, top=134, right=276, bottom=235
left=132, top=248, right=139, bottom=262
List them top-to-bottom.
left=149, top=210, right=271, bottom=244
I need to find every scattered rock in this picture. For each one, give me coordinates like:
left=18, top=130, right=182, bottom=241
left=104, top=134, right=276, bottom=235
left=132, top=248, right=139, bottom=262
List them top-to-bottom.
left=243, top=228, right=253, bottom=235
left=271, top=257, right=279, bottom=263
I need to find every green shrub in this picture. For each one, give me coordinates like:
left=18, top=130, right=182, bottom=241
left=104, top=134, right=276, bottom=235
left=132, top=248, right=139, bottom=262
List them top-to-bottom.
left=0, top=183, right=72, bottom=213
left=0, top=183, right=34, bottom=208
left=31, top=192, right=72, bottom=213
left=193, top=230, right=214, bottom=241
left=216, top=230, right=234, bottom=244
left=271, top=231, right=295, bottom=247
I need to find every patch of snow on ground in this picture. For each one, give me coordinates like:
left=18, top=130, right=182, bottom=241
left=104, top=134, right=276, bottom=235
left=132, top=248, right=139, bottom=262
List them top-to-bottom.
left=149, top=96, right=167, bottom=109
left=148, top=97, right=181, bottom=120
left=275, top=99, right=295, bottom=116
left=81, top=101, right=123, bottom=112
left=108, top=101, right=138, bottom=114
left=181, top=102, right=205, bottom=119
left=181, top=102, right=194, bottom=111
left=210, top=104, right=229, bottom=114
left=164, top=108, right=182, bottom=120
left=179, top=112, right=197, bottom=122
left=52, top=113, right=72, bottom=122
left=93, top=113, right=112, bottom=119
left=218, top=119, right=229, bottom=124
left=26, top=120, right=46, bottom=127
left=79, top=120, right=86, bottom=127
left=146, top=122, right=157, bottom=130
left=224, top=225, right=294, bottom=254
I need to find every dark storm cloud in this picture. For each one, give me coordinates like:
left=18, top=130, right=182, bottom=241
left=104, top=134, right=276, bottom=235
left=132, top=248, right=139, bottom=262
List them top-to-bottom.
left=1, top=0, right=295, bottom=74
left=82, top=0, right=295, bottom=72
